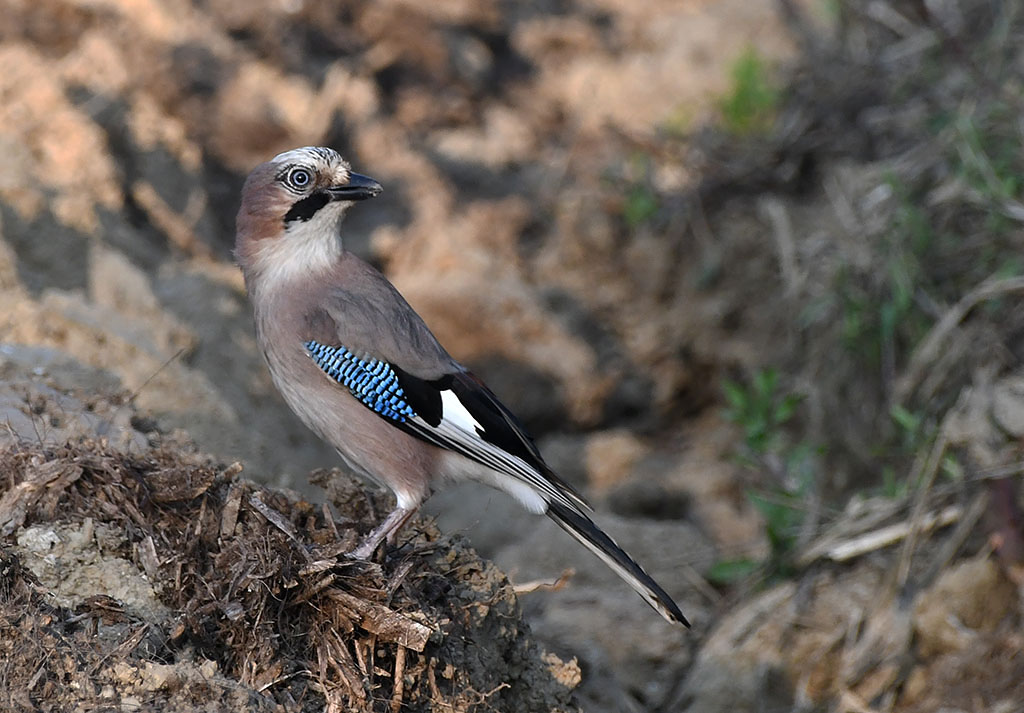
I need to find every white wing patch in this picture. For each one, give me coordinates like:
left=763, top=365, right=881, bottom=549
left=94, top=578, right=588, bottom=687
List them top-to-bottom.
left=374, top=381, right=588, bottom=514
left=440, top=389, right=483, bottom=434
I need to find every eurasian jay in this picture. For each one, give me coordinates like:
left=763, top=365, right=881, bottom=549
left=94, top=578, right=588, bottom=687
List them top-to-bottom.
left=235, top=146, right=688, bottom=626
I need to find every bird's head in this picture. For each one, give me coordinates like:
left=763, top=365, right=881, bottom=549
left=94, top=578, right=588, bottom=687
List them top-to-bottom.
left=235, top=146, right=382, bottom=282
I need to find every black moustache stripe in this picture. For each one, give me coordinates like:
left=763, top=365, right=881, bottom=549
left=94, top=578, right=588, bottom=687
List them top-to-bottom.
left=283, top=191, right=331, bottom=223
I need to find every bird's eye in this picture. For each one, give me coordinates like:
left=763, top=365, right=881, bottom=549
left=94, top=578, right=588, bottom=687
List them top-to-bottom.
left=287, top=168, right=312, bottom=190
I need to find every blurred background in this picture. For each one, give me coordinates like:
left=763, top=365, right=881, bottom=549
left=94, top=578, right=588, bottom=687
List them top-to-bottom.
left=2, top=0, right=1023, bottom=710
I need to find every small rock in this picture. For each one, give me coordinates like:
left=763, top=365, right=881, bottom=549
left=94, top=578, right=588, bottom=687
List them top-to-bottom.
left=913, top=556, right=1018, bottom=657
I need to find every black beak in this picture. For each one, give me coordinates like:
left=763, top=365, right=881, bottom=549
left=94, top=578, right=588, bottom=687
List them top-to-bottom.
left=327, top=172, right=382, bottom=201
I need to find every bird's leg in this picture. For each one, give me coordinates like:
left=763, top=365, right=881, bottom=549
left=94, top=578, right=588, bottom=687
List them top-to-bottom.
left=348, top=505, right=418, bottom=560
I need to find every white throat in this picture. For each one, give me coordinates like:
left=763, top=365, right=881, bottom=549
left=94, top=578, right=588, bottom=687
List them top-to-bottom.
left=251, top=213, right=344, bottom=288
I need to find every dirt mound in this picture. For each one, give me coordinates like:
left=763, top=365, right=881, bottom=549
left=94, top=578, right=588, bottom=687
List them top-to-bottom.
left=0, top=411, right=578, bottom=712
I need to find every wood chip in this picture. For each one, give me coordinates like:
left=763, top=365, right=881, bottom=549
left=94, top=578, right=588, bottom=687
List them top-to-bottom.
left=0, top=461, right=82, bottom=535
left=221, top=462, right=244, bottom=481
left=146, top=467, right=216, bottom=502
left=220, top=481, right=244, bottom=539
left=248, top=493, right=298, bottom=540
left=137, top=535, right=161, bottom=581
left=299, top=559, right=338, bottom=576
left=327, top=590, right=432, bottom=652
left=220, top=601, right=245, bottom=622
left=113, top=624, right=150, bottom=659
left=321, top=630, right=366, bottom=704
left=390, top=646, right=406, bottom=713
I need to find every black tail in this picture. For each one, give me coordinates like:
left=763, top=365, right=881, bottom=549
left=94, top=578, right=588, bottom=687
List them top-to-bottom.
left=546, top=501, right=690, bottom=627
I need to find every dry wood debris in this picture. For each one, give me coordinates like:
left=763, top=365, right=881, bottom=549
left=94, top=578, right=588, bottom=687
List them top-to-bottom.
left=0, top=437, right=579, bottom=712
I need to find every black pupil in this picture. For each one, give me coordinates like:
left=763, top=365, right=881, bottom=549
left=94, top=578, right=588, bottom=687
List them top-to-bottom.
left=291, top=169, right=310, bottom=187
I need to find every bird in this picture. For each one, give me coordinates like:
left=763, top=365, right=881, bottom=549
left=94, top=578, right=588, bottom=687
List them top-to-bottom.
left=235, top=146, right=689, bottom=626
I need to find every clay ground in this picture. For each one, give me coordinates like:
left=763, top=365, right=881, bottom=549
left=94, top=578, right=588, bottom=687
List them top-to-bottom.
left=1, top=0, right=1023, bottom=711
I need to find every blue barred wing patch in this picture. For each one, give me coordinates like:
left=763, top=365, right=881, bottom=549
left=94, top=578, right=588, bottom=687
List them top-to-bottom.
left=305, top=340, right=417, bottom=423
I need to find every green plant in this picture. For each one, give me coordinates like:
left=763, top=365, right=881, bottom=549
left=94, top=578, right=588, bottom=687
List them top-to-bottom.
left=719, top=47, right=780, bottom=135
left=952, top=106, right=1023, bottom=205
left=619, top=152, right=660, bottom=229
left=834, top=179, right=937, bottom=372
left=623, top=184, right=659, bottom=229
left=723, top=368, right=802, bottom=458
left=722, top=369, right=818, bottom=578
left=885, top=404, right=963, bottom=495
left=889, top=404, right=923, bottom=451
left=880, top=466, right=906, bottom=499
left=705, top=556, right=760, bottom=586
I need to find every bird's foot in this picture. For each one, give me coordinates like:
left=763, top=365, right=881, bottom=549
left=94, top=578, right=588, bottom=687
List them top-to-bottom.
left=347, top=505, right=417, bottom=560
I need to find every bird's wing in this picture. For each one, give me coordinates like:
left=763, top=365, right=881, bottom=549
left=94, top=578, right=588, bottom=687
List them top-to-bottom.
left=303, top=296, right=589, bottom=513
left=304, top=339, right=688, bottom=624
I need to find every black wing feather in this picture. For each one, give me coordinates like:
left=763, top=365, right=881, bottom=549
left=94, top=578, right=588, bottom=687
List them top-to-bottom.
left=389, top=365, right=446, bottom=427
left=387, top=367, right=590, bottom=510
left=388, top=368, right=543, bottom=466
left=446, top=372, right=588, bottom=506
left=448, top=372, right=541, bottom=464
left=548, top=501, right=689, bottom=626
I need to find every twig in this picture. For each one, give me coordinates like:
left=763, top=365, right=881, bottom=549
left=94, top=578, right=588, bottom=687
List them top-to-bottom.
left=916, top=0, right=1024, bottom=114
left=869, top=1, right=922, bottom=36
left=824, top=172, right=862, bottom=236
left=131, top=181, right=212, bottom=259
left=759, top=196, right=802, bottom=296
left=895, top=275, right=1024, bottom=402
left=127, top=347, right=187, bottom=405
left=894, top=428, right=950, bottom=591
left=0, top=459, right=82, bottom=535
left=971, top=461, right=1024, bottom=481
left=920, top=491, right=988, bottom=587
left=247, top=492, right=316, bottom=565
left=192, top=496, right=207, bottom=539
left=323, top=501, right=340, bottom=540
left=825, top=504, right=961, bottom=562
left=386, top=558, right=416, bottom=601
left=680, top=562, right=722, bottom=605
left=511, top=569, right=575, bottom=595
left=110, top=624, right=150, bottom=661
left=322, top=629, right=367, bottom=705
left=352, top=638, right=370, bottom=678
left=390, top=646, right=406, bottom=713
left=426, top=658, right=448, bottom=711
left=27, top=664, right=46, bottom=692
left=257, top=669, right=311, bottom=693
left=838, top=687, right=883, bottom=713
